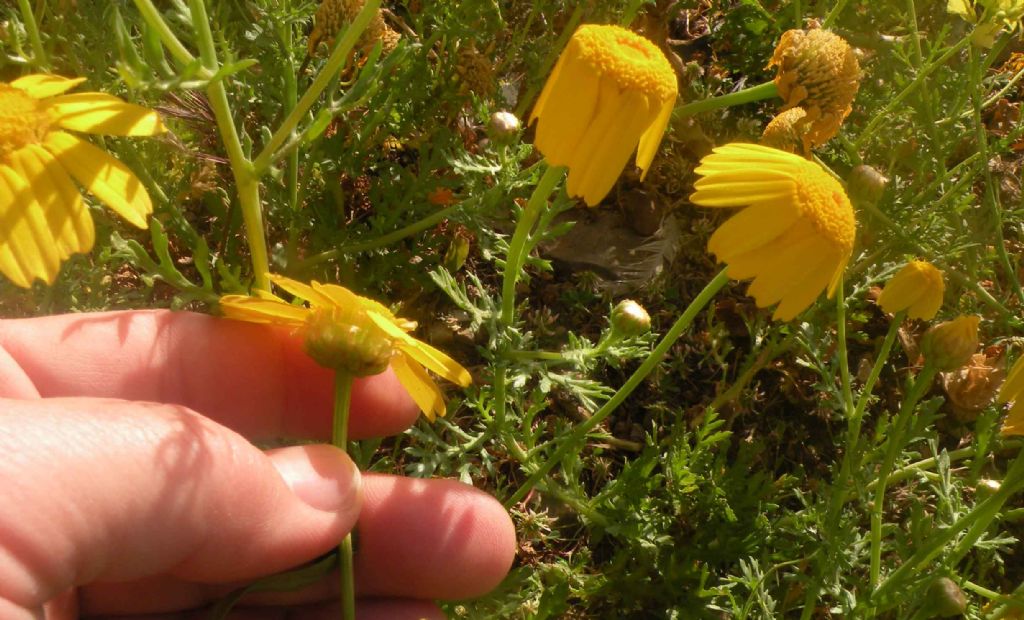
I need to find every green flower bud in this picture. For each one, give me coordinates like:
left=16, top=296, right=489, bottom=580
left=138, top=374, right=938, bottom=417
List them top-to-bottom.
left=488, top=111, right=521, bottom=141
left=847, top=164, right=889, bottom=206
left=609, top=299, right=651, bottom=339
left=303, top=306, right=394, bottom=376
left=921, top=315, right=980, bottom=372
left=925, top=577, right=967, bottom=617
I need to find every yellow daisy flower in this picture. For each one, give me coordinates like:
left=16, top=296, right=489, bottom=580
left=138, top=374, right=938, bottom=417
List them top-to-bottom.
left=529, top=24, right=678, bottom=206
left=768, top=28, right=860, bottom=149
left=0, top=73, right=166, bottom=288
left=690, top=143, right=856, bottom=321
left=876, top=260, right=945, bottom=320
left=220, top=274, right=472, bottom=420
left=999, top=354, right=1024, bottom=436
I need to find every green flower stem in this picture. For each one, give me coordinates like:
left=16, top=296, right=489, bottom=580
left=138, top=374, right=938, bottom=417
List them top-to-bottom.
left=16, top=0, right=47, bottom=69
left=132, top=0, right=204, bottom=73
left=188, top=0, right=270, bottom=292
left=252, top=0, right=381, bottom=174
left=822, top=0, right=851, bottom=28
left=853, top=34, right=972, bottom=151
left=970, top=47, right=1024, bottom=306
left=677, top=81, right=779, bottom=118
left=500, top=165, right=566, bottom=325
left=297, top=200, right=467, bottom=269
left=504, top=269, right=731, bottom=508
left=835, top=277, right=855, bottom=421
left=801, top=311, right=904, bottom=620
left=869, top=363, right=939, bottom=591
left=332, top=371, right=356, bottom=620
left=872, top=447, right=1024, bottom=611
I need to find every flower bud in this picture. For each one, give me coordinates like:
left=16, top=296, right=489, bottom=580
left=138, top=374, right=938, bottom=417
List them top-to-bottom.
left=488, top=111, right=521, bottom=141
left=847, top=164, right=889, bottom=206
left=876, top=260, right=944, bottom=320
left=609, top=299, right=652, bottom=339
left=303, top=306, right=395, bottom=375
left=921, top=315, right=980, bottom=372
left=976, top=478, right=1001, bottom=500
left=925, top=577, right=967, bottom=617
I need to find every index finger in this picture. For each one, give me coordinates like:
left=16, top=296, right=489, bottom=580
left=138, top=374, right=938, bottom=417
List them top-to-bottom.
left=0, top=310, right=420, bottom=440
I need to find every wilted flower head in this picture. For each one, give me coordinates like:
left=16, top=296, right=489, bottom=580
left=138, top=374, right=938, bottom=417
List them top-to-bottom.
left=308, top=0, right=399, bottom=57
left=530, top=24, right=678, bottom=206
left=768, top=28, right=861, bottom=149
left=0, top=73, right=165, bottom=288
left=760, top=107, right=810, bottom=153
left=690, top=143, right=856, bottom=321
left=877, top=260, right=945, bottom=320
left=220, top=274, right=472, bottom=420
left=921, top=315, right=981, bottom=372
left=999, top=354, right=1024, bottom=435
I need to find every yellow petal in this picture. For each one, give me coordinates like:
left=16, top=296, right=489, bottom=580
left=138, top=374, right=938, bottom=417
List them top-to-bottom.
left=529, top=38, right=571, bottom=125
left=532, top=53, right=601, bottom=167
left=11, top=74, right=86, bottom=99
left=47, top=92, right=166, bottom=136
left=636, top=95, right=676, bottom=177
left=43, top=131, right=152, bottom=228
left=8, top=145, right=94, bottom=258
left=0, top=165, right=62, bottom=287
left=707, top=202, right=800, bottom=260
left=724, top=221, right=815, bottom=280
left=745, top=235, right=830, bottom=307
left=772, top=250, right=838, bottom=321
left=269, top=274, right=334, bottom=307
left=909, top=288, right=944, bottom=321
left=219, top=295, right=310, bottom=327
left=365, top=311, right=472, bottom=386
left=391, top=353, right=446, bottom=420
left=1000, top=356, right=1024, bottom=403
left=1003, top=399, right=1024, bottom=436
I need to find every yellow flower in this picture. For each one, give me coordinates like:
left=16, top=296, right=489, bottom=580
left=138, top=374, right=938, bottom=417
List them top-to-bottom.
left=948, top=0, right=1024, bottom=47
left=530, top=24, right=678, bottom=206
left=768, top=28, right=860, bottom=149
left=0, top=73, right=165, bottom=288
left=760, top=107, right=810, bottom=153
left=690, top=143, right=856, bottom=321
left=876, top=260, right=945, bottom=320
left=220, top=274, right=472, bottom=420
left=921, top=315, right=981, bottom=372
left=999, top=354, right=1024, bottom=436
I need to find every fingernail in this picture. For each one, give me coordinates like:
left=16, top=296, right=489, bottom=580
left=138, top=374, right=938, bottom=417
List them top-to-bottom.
left=269, top=445, right=362, bottom=514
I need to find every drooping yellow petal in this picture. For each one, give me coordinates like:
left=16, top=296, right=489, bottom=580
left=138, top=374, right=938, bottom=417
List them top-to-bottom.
left=532, top=53, right=601, bottom=167
left=11, top=74, right=87, bottom=99
left=570, top=88, right=657, bottom=206
left=46, top=92, right=166, bottom=136
left=636, top=96, right=676, bottom=177
left=43, top=131, right=152, bottom=228
left=8, top=144, right=94, bottom=258
left=0, top=165, right=62, bottom=287
left=707, top=202, right=800, bottom=260
left=721, top=219, right=815, bottom=279
left=745, top=235, right=830, bottom=307
left=772, top=250, right=838, bottom=320
left=269, top=274, right=335, bottom=308
left=219, top=294, right=310, bottom=327
left=364, top=310, right=472, bottom=386
left=391, top=352, right=446, bottom=420
left=1000, top=355, right=1024, bottom=404
left=1003, top=400, right=1024, bottom=436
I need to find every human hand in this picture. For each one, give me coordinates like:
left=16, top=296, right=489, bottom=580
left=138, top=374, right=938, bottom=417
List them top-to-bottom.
left=0, top=310, right=516, bottom=619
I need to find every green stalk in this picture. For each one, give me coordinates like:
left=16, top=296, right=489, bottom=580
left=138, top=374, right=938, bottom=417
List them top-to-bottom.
left=16, top=0, right=47, bottom=69
left=132, top=0, right=203, bottom=72
left=188, top=0, right=270, bottom=291
left=252, top=0, right=381, bottom=174
left=822, top=0, right=852, bottom=28
left=677, top=82, right=779, bottom=118
left=500, top=165, right=565, bottom=325
left=297, top=200, right=468, bottom=269
left=504, top=269, right=731, bottom=508
left=835, top=277, right=855, bottom=420
left=802, top=312, right=904, bottom=619
left=869, top=363, right=939, bottom=590
left=332, top=372, right=356, bottom=620
left=872, top=448, right=1024, bottom=610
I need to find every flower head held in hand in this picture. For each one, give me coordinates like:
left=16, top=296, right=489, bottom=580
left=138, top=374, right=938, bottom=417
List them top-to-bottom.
left=530, top=24, right=678, bottom=206
left=0, top=74, right=166, bottom=288
left=690, top=143, right=856, bottom=321
left=877, top=260, right=945, bottom=320
left=220, top=274, right=472, bottom=420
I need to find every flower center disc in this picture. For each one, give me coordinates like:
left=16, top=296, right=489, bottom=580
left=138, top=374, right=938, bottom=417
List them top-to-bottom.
left=0, top=85, right=49, bottom=158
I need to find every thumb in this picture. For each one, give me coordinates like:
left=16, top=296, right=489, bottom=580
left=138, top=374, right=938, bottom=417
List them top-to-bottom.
left=0, top=397, right=361, bottom=614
